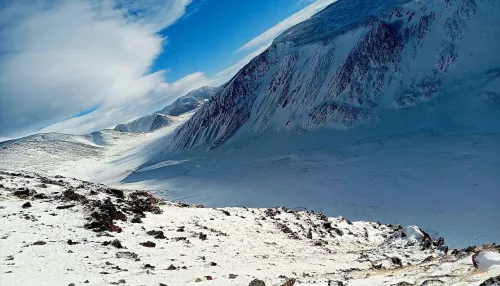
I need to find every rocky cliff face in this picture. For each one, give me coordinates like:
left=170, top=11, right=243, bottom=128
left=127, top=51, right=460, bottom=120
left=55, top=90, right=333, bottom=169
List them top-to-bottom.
left=171, top=0, right=500, bottom=150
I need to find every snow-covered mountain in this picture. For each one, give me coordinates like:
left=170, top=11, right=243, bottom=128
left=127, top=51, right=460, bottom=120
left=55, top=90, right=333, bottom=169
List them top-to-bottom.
left=171, top=0, right=500, bottom=150
left=114, top=86, right=217, bottom=133
left=158, top=86, right=217, bottom=116
left=114, top=113, right=174, bottom=133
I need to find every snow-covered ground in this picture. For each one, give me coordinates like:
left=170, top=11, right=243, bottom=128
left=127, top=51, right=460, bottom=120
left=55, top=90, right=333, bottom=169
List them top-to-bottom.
left=122, top=84, right=500, bottom=248
left=123, top=130, right=500, bottom=249
left=1, top=171, right=499, bottom=286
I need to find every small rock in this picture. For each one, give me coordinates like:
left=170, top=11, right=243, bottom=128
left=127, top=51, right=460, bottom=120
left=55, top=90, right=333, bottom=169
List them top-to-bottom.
left=107, top=188, right=124, bottom=198
left=33, top=193, right=48, bottom=199
left=22, top=202, right=32, bottom=208
left=56, top=205, right=76, bottom=210
left=131, top=216, right=143, bottom=223
left=331, top=227, right=344, bottom=236
left=306, top=228, right=312, bottom=239
left=147, top=230, right=166, bottom=239
left=433, top=237, right=445, bottom=247
left=421, top=238, right=432, bottom=249
left=67, top=239, right=79, bottom=245
left=111, top=239, right=123, bottom=248
left=33, top=241, right=46, bottom=246
left=140, top=241, right=156, bottom=248
left=116, top=251, right=138, bottom=259
left=6, top=255, right=14, bottom=261
left=391, top=256, right=403, bottom=267
left=422, top=256, right=435, bottom=263
left=210, top=262, right=217, bottom=266
left=144, top=264, right=155, bottom=269
left=167, top=264, right=176, bottom=270
left=229, top=274, right=238, bottom=279
left=479, top=275, right=500, bottom=286
left=205, top=276, right=213, bottom=280
left=249, top=278, right=266, bottom=286
left=281, top=278, right=296, bottom=286
left=419, top=279, right=444, bottom=285
left=68, top=284, right=75, bottom=286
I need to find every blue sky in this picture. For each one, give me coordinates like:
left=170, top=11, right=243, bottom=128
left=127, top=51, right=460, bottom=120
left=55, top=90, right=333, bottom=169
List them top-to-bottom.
left=0, top=0, right=335, bottom=139
left=153, top=0, right=314, bottom=82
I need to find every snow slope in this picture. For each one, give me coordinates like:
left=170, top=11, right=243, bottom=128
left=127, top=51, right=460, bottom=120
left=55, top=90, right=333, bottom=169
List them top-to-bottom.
left=113, top=86, right=217, bottom=133
left=0, top=111, right=195, bottom=186
left=114, top=113, right=174, bottom=133
left=1, top=171, right=499, bottom=286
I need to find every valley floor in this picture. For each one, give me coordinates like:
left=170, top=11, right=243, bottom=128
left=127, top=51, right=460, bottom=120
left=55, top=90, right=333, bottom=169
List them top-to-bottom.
left=124, top=131, right=500, bottom=248
left=0, top=171, right=499, bottom=286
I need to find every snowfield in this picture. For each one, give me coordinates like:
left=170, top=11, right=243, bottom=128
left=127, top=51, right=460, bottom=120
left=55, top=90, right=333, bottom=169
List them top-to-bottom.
left=0, top=111, right=195, bottom=186
left=1, top=171, right=499, bottom=286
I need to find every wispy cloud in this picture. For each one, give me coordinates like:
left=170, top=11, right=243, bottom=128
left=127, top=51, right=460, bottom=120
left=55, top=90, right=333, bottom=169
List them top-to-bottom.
left=0, top=0, right=199, bottom=137
left=0, top=0, right=336, bottom=138
left=236, top=0, right=336, bottom=53
left=41, top=72, right=210, bottom=134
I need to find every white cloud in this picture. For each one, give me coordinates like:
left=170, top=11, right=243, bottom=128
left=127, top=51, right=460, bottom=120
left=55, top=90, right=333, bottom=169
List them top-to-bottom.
left=0, top=0, right=194, bottom=137
left=0, top=0, right=336, bottom=138
left=236, top=0, right=336, bottom=53
left=42, top=72, right=210, bottom=134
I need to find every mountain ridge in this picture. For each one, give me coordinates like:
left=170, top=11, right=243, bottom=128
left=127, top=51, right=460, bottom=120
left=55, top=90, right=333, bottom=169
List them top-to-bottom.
left=170, top=0, right=499, bottom=150
left=114, top=86, right=217, bottom=133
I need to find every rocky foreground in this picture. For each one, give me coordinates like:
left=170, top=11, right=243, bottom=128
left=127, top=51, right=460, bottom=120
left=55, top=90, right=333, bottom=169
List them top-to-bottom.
left=0, top=170, right=499, bottom=286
